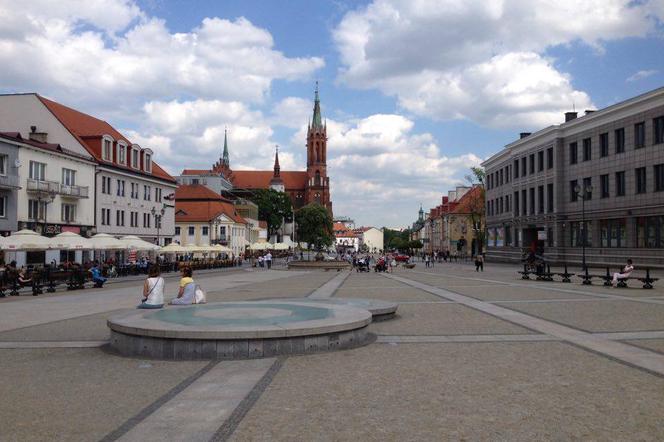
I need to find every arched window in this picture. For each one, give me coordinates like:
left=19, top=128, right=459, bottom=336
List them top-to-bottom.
left=314, top=142, right=319, bottom=163
left=315, top=170, right=321, bottom=186
left=315, top=192, right=321, bottom=203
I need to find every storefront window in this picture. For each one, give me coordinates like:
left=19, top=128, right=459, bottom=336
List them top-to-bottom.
left=636, top=216, right=664, bottom=248
left=600, top=219, right=626, bottom=248
left=570, top=221, right=592, bottom=247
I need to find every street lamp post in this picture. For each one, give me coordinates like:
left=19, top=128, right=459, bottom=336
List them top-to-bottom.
left=574, top=183, right=593, bottom=271
left=40, top=190, right=57, bottom=236
left=151, top=205, right=166, bottom=246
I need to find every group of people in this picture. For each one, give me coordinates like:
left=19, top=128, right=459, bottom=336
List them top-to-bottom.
left=255, top=252, right=273, bottom=269
left=137, top=265, right=206, bottom=309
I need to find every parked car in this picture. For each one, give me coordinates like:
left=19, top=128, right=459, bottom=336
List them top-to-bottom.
left=394, top=254, right=410, bottom=262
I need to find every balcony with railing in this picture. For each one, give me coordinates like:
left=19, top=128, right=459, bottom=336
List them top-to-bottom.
left=0, top=174, right=20, bottom=190
left=27, top=179, right=89, bottom=199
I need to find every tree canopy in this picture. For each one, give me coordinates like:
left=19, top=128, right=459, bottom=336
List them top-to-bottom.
left=248, top=189, right=292, bottom=236
left=295, top=203, right=334, bottom=251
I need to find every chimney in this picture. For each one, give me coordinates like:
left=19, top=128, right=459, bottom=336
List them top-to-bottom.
left=585, top=109, right=596, bottom=116
left=564, top=112, right=578, bottom=122
left=28, top=126, right=48, bottom=143
left=519, top=132, right=531, bottom=139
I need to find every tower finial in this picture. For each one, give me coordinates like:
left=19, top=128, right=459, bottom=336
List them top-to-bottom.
left=312, top=81, right=322, bottom=129
left=273, top=144, right=281, bottom=177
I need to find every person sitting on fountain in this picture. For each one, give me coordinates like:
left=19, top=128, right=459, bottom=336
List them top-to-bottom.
left=138, top=264, right=164, bottom=309
left=170, top=267, right=196, bottom=305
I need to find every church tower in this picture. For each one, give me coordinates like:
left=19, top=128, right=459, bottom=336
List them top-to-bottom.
left=305, top=82, right=332, bottom=213
left=212, top=128, right=232, bottom=177
left=269, top=146, right=285, bottom=192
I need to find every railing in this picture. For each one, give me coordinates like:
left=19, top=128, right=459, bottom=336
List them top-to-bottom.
left=0, top=174, right=20, bottom=189
left=27, top=179, right=89, bottom=198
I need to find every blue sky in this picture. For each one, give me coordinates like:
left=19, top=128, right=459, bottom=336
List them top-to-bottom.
left=1, top=0, right=663, bottom=227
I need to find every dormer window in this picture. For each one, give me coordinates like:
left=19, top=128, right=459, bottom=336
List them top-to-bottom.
left=102, top=135, right=114, bottom=161
left=117, top=141, right=127, bottom=165
left=130, top=145, right=140, bottom=169
left=143, top=149, right=153, bottom=173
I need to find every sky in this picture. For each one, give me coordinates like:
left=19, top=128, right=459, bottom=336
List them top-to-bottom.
left=1, top=0, right=664, bottom=228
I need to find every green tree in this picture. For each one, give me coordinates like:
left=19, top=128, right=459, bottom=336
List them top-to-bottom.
left=464, top=166, right=486, bottom=254
left=248, top=189, right=292, bottom=238
left=295, top=203, right=334, bottom=252
left=408, top=240, right=423, bottom=251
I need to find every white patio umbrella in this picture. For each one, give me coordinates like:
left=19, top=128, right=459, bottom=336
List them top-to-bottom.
left=3, top=229, right=53, bottom=251
left=50, top=231, right=93, bottom=250
left=89, top=233, right=126, bottom=250
left=119, top=235, right=160, bottom=251
left=159, top=242, right=189, bottom=254
left=249, top=242, right=268, bottom=250
left=271, top=242, right=290, bottom=251
left=212, top=244, right=233, bottom=253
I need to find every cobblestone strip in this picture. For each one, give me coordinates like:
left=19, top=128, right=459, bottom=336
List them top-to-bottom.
left=307, top=270, right=351, bottom=299
left=386, top=274, right=664, bottom=377
left=377, top=330, right=664, bottom=344
left=0, top=340, right=107, bottom=349
left=109, top=358, right=276, bottom=442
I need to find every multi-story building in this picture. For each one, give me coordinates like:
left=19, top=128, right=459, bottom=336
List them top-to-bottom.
left=483, top=86, right=664, bottom=267
left=0, top=94, right=177, bottom=245
left=0, top=135, right=21, bottom=235
left=174, top=184, right=248, bottom=257
left=353, top=227, right=384, bottom=253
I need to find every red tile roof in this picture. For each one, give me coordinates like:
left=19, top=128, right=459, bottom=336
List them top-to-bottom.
left=37, top=95, right=175, bottom=183
left=181, top=169, right=217, bottom=176
left=231, top=170, right=307, bottom=190
left=175, top=184, right=230, bottom=201
left=452, top=186, right=484, bottom=214
left=175, top=200, right=246, bottom=224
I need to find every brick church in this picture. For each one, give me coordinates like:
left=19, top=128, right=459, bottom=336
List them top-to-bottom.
left=180, top=85, right=332, bottom=214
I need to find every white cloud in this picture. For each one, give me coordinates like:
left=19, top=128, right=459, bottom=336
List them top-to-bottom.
left=0, top=0, right=324, bottom=113
left=334, top=0, right=663, bottom=128
left=626, top=69, right=659, bottom=82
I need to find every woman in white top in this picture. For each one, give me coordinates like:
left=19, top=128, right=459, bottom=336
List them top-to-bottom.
left=612, top=259, right=634, bottom=287
left=138, top=264, right=165, bottom=309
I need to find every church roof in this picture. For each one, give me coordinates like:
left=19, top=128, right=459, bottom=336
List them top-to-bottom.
left=312, top=82, right=323, bottom=129
left=232, top=170, right=307, bottom=190
left=175, top=184, right=230, bottom=201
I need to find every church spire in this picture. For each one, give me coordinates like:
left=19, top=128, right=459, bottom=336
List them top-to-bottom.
left=312, top=81, right=322, bottom=129
left=221, top=128, right=230, bottom=166
left=273, top=145, right=281, bottom=177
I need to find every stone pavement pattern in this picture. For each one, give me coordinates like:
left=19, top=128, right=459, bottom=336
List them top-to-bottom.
left=1, top=262, right=664, bottom=441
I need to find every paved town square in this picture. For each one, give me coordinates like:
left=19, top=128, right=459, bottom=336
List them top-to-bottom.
left=2, top=263, right=664, bottom=441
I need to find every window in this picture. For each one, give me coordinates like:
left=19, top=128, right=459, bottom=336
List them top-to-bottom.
left=655, top=116, right=664, bottom=145
left=635, top=122, right=646, bottom=149
left=615, top=128, right=625, bottom=153
left=600, top=133, right=609, bottom=157
left=102, top=137, right=113, bottom=161
left=582, top=138, right=591, bottom=161
left=117, top=142, right=127, bottom=165
left=569, top=142, right=578, bottom=164
left=546, top=147, right=553, bottom=169
left=131, top=148, right=140, bottom=168
left=537, top=151, right=544, bottom=172
left=144, top=153, right=152, bottom=173
left=529, top=154, right=535, bottom=174
left=0, top=155, right=7, bottom=175
left=521, top=157, right=526, bottom=176
left=514, top=159, right=519, bottom=178
left=29, top=161, right=46, bottom=181
left=655, top=164, right=664, bottom=192
left=636, top=167, right=647, bottom=194
left=61, top=168, right=76, bottom=186
left=499, top=169, right=503, bottom=186
left=616, top=171, right=626, bottom=196
left=600, top=174, right=609, bottom=198
left=101, top=176, right=112, bottom=195
left=583, top=177, right=592, bottom=200
left=116, top=180, right=125, bottom=197
left=570, top=180, right=579, bottom=202
left=130, top=183, right=139, bottom=199
left=547, top=183, right=554, bottom=213
left=144, top=185, right=151, bottom=201
left=538, top=185, right=544, bottom=213
left=155, top=188, right=162, bottom=202
left=529, top=188, right=535, bottom=215
left=521, top=189, right=527, bottom=216
left=514, top=191, right=519, bottom=216
left=0, top=195, right=5, bottom=218
left=28, top=199, right=46, bottom=220
left=61, top=204, right=76, bottom=223
left=101, top=208, right=111, bottom=225
left=116, top=210, right=125, bottom=227
left=130, top=211, right=138, bottom=228
left=143, top=213, right=151, bottom=228
left=636, top=216, right=664, bottom=248
left=600, top=219, right=626, bottom=248
left=571, top=221, right=592, bottom=247
left=175, top=226, right=181, bottom=235
left=188, top=226, right=195, bottom=236
left=202, top=226, right=209, bottom=236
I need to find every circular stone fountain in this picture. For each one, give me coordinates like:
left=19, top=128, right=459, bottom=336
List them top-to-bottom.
left=273, top=298, right=398, bottom=321
left=107, top=300, right=372, bottom=360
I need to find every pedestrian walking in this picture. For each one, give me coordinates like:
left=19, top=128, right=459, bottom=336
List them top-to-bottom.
left=265, top=251, right=273, bottom=270
left=474, top=254, right=484, bottom=272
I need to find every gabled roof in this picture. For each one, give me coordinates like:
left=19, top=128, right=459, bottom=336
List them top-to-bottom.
left=36, top=95, right=175, bottom=183
left=0, top=132, right=94, bottom=162
left=181, top=169, right=216, bottom=176
left=231, top=170, right=307, bottom=190
left=175, top=184, right=230, bottom=201
left=452, top=186, right=484, bottom=214
left=175, top=200, right=246, bottom=224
